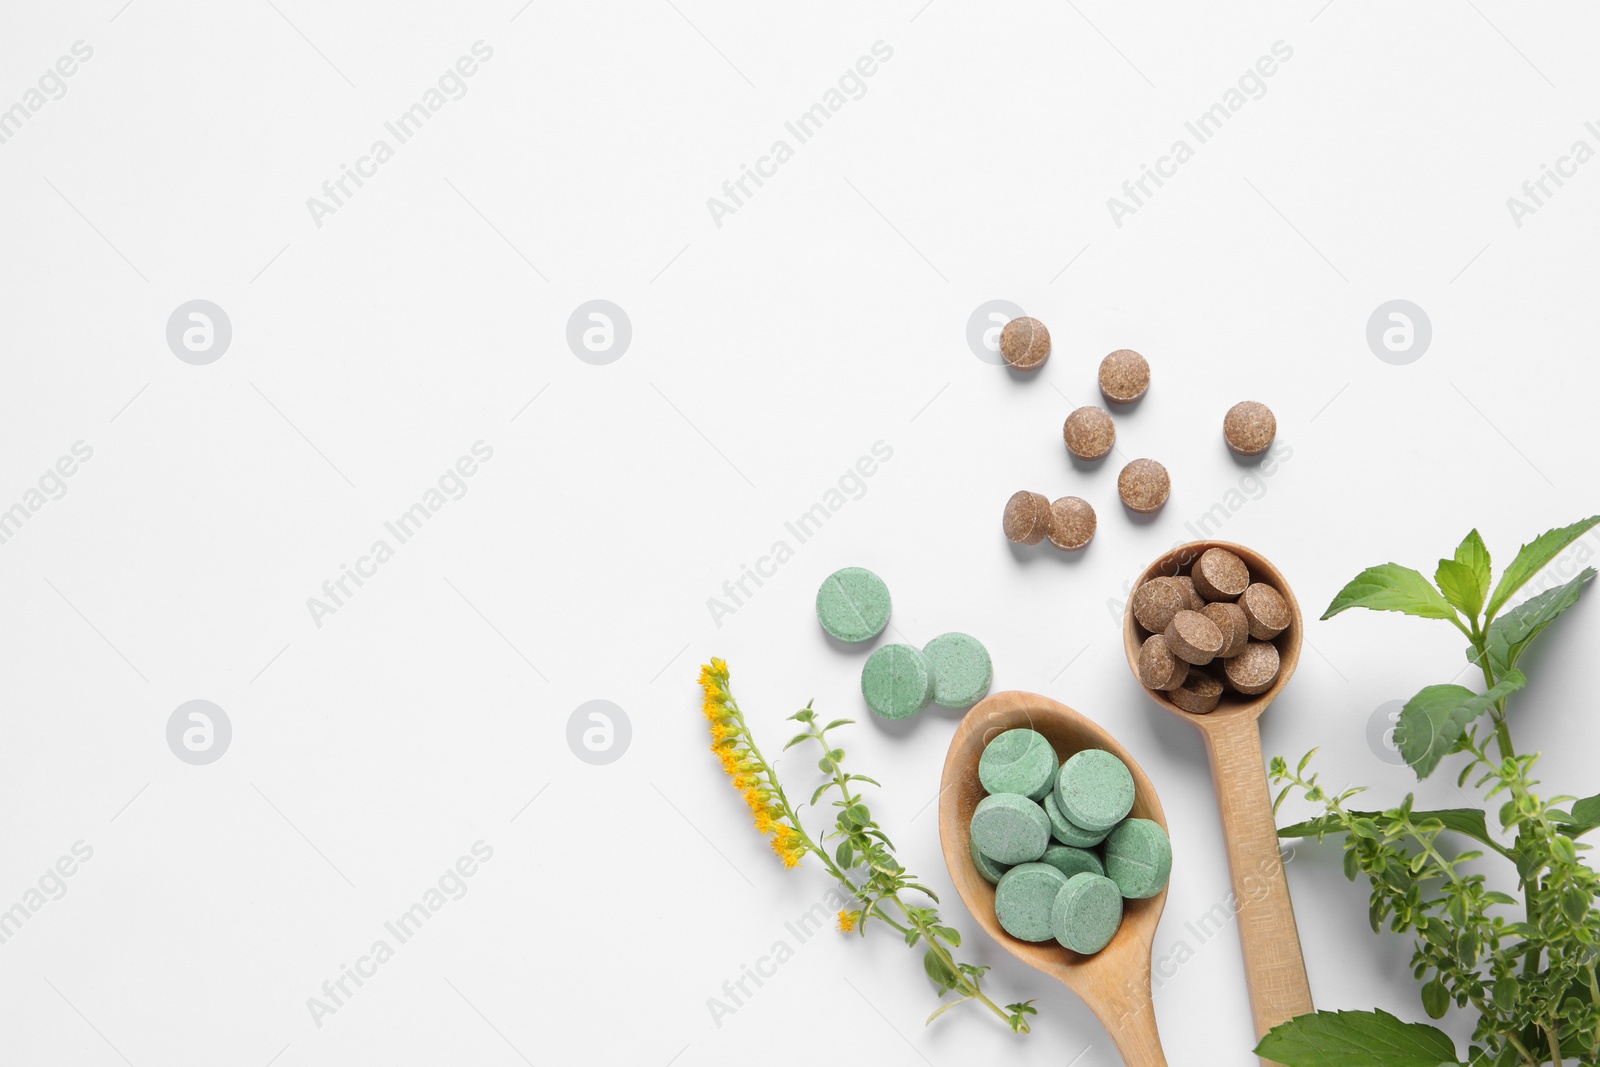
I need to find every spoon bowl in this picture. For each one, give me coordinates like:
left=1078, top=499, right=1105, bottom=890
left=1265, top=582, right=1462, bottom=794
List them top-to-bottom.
left=1122, top=541, right=1313, bottom=1064
left=940, top=691, right=1169, bottom=1066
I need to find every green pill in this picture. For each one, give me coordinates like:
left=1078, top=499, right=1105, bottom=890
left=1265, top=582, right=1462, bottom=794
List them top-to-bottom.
left=816, top=567, right=892, bottom=642
left=923, top=632, right=993, bottom=708
left=860, top=644, right=933, bottom=720
left=979, top=728, right=1059, bottom=802
left=1054, top=749, right=1136, bottom=833
left=1043, top=792, right=1109, bottom=847
left=969, top=793, right=1050, bottom=865
left=1104, top=818, right=1173, bottom=899
left=968, top=835, right=1012, bottom=886
left=1039, top=843, right=1104, bottom=881
left=994, top=862, right=1068, bottom=942
left=1051, top=872, right=1124, bottom=954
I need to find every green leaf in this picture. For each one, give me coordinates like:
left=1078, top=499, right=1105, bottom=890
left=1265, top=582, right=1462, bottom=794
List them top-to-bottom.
left=1484, top=515, right=1600, bottom=620
left=1456, top=530, right=1492, bottom=599
left=1437, top=531, right=1492, bottom=618
left=1323, top=564, right=1460, bottom=622
left=1469, top=568, right=1595, bottom=676
left=1396, top=672, right=1526, bottom=779
left=1559, top=792, right=1600, bottom=837
left=932, top=925, right=961, bottom=947
left=922, top=947, right=958, bottom=991
left=1421, top=979, right=1450, bottom=1019
left=1254, top=1009, right=1461, bottom=1066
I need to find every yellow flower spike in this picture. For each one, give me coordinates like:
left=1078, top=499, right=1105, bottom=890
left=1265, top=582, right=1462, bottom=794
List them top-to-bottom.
left=772, top=834, right=803, bottom=868
left=837, top=910, right=858, bottom=933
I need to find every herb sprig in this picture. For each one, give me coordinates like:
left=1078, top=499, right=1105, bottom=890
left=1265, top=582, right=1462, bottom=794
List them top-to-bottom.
left=1259, top=516, right=1600, bottom=1067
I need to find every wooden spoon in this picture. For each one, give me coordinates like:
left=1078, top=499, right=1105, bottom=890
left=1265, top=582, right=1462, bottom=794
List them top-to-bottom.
left=1122, top=540, right=1313, bottom=1064
left=939, top=691, right=1170, bottom=1067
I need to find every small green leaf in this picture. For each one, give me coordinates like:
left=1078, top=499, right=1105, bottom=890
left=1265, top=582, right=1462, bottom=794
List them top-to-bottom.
left=1484, top=514, right=1600, bottom=620
left=1436, top=556, right=1487, bottom=621
left=1323, top=564, right=1460, bottom=622
left=1469, top=568, right=1594, bottom=676
left=1396, top=672, right=1526, bottom=779
left=1561, top=792, right=1600, bottom=837
left=932, top=925, right=961, bottom=947
left=922, top=947, right=957, bottom=990
left=1492, top=976, right=1517, bottom=1012
left=1421, top=979, right=1450, bottom=1019
left=1254, top=1008, right=1461, bottom=1066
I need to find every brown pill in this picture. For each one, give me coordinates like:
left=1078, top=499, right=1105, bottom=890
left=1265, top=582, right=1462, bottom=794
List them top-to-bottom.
left=1000, top=317, right=1051, bottom=370
left=1099, top=349, right=1150, bottom=403
left=1224, top=401, right=1277, bottom=457
left=1063, top=406, right=1116, bottom=460
left=1118, top=459, right=1170, bottom=513
left=1003, top=491, right=1051, bottom=545
left=1047, top=496, right=1096, bottom=550
left=1192, top=547, right=1250, bottom=602
left=1171, top=575, right=1206, bottom=613
left=1131, top=578, right=1185, bottom=633
left=1240, top=582, right=1291, bottom=640
left=1202, top=601, right=1250, bottom=658
left=1165, top=609, right=1224, bottom=665
left=1138, top=634, right=1190, bottom=691
left=1223, top=640, right=1280, bottom=695
left=1169, top=667, right=1223, bottom=714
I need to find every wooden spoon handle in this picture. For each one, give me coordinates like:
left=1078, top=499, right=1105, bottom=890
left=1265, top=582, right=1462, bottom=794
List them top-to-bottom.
left=1200, top=713, right=1314, bottom=1061
left=1088, top=967, right=1168, bottom=1067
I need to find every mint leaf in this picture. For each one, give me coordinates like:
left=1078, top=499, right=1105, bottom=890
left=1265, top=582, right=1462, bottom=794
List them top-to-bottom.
left=1484, top=514, right=1600, bottom=620
left=1435, top=530, right=1492, bottom=619
left=1323, top=564, right=1460, bottom=622
left=1468, top=568, right=1594, bottom=676
left=1396, top=672, right=1526, bottom=779
left=1555, top=792, right=1600, bottom=838
left=1278, top=808, right=1498, bottom=852
left=1254, top=1008, right=1461, bottom=1066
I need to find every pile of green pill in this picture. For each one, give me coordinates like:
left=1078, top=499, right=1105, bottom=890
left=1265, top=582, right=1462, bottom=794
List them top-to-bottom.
left=816, top=567, right=993, bottom=719
left=967, top=728, right=1171, bottom=953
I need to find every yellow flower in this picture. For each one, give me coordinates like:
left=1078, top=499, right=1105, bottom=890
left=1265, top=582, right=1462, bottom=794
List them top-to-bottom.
left=771, top=833, right=804, bottom=868
left=837, top=910, right=858, bottom=933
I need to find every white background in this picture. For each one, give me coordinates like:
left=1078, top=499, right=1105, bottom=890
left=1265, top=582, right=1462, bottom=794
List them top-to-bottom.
left=2, top=2, right=1598, bottom=1065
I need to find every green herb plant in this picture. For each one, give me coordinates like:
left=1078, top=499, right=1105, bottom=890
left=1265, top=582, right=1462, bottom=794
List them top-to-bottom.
left=1257, top=516, right=1600, bottom=1067
left=700, top=658, right=1038, bottom=1033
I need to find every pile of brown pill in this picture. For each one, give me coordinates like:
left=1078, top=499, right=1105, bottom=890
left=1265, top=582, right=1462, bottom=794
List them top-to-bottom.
left=998, top=314, right=1277, bottom=548
left=1130, top=546, right=1290, bottom=713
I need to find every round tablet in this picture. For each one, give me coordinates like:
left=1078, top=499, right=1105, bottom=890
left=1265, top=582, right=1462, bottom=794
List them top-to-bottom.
left=1000, top=317, right=1051, bottom=370
left=1099, top=349, right=1150, bottom=403
left=1224, top=401, right=1276, bottom=457
left=1063, top=406, right=1116, bottom=460
left=1118, top=459, right=1170, bottom=513
left=1003, top=490, right=1052, bottom=545
left=1047, top=497, right=1096, bottom=551
left=1193, top=548, right=1250, bottom=602
left=815, top=567, right=891, bottom=642
left=1171, top=576, right=1207, bottom=612
left=1132, top=579, right=1185, bottom=633
left=1240, top=583, right=1291, bottom=640
left=1203, top=601, right=1250, bottom=658
left=1165, top=609, right=1224, bottom=666
left=924, top=632, right=993, bottom=708
left=1137, top=633, right=1189, bottom=692
left=1223, top=640, right=1280, bottom=695
left=860, top=644, right=933, bottom=720
left=1169, top=667, right=1223, bottom=714
left=979, top=728, right=1059, bottom=802
left=1054, top=749, right=1135, bottom=833
left=1043, top=792, right=1109, bottom=847
left=970, top=793, right=1051, bottom=865
left=1104, top=818, right=1172, bottom=899
left=969, top=834, right=1012, bottom=886
left=1039, top=843, right=1104, bottom=881
left=994, top=862, right=1068, bottom=942
left=1051, top=872, right=1124, bottom=954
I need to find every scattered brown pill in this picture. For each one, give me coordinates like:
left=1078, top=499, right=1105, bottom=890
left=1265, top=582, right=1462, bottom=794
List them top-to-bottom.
left=1000, top=317, right=1051, bottom=370
left=1098, top=349, right=1150, bottom=403
left=1224, top=401, right=1277, bottom=457
left=1063, top=406, right=1116, bottom=461
left=1118, top=459, right=1170, bottom=513
left=1003, top=491, right=1052, bottom=545
left=1047, top=496, right=1096, bottom=550
left=1192, top=547, right=1250, bottom=602
left=1171, top=575, right=1206, bottom=613
left=1131, top=579, right=1186, bottom=633
left=1240, top=583, right=1291, bottom=640
left=1202, top=601, right=1250, bottom=658
left=1165, top=609, right=1224, bottom=666
left=1138, top=634, right=1190, bottom=692
left=1223, top=640, right=1280, bottom=695
left=1169, top=667, right=1223, bottom=714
